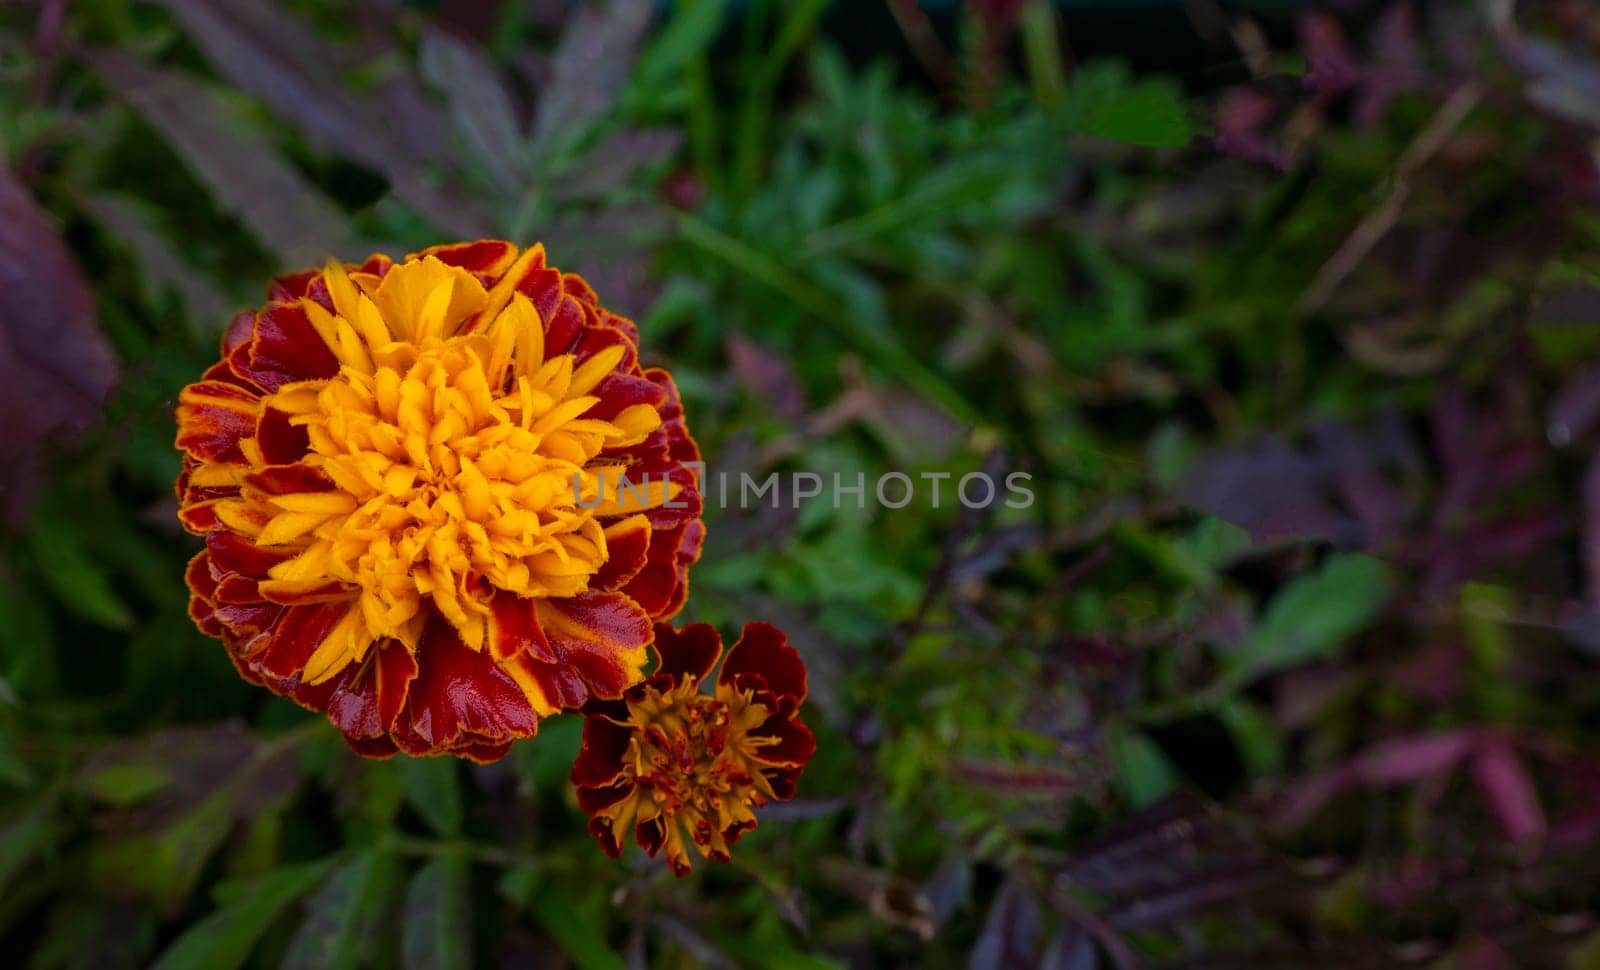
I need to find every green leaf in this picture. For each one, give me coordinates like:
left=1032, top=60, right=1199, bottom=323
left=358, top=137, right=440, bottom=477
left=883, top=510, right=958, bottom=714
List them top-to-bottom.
left=626, top=0, right=734, bottom=107
left=1082, top=79, right=1190, bottom=147
left=24, top=516, right=133, bottom=631
left=1174, top=516, right=1253, bottom=570
left=1227, top=553, right=1390, bottom=679
left=1219, top=700, right=1284, bottom=776
left=512, top=713, right=583, bottom=792
left=1111, top=729, right=1179, bottom=808
left=0, top=732, right=32, bottom=789
left=401, top=757, right=463, bottom=836
left=82, top=763, right=170, bottom=806
left=88, top=789, right=234, bottom=911
left=0, top=794, right=57, bottom=898
left=283, top=849, right=401, bottom=970
left=402, top=851, right=473, bottom=970
left=152, top=858, right=336, bottom=970
left=531, top=887, right=626, bottom=970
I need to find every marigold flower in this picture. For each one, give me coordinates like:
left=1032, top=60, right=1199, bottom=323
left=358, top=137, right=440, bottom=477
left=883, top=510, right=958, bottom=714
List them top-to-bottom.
left=176, top=241, right=704, bottom=761
left=572, top=622, right=814, bottom=875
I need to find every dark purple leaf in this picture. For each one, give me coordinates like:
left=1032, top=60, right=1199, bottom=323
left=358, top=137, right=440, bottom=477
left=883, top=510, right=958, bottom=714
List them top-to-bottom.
left=146, top=0, right=370, bottom=158
left=148, top=0, right=493, bottom=238
left=530, top=0, right=654, bottom=159
left=969, top=0, right=1029, bottom=32
left=1355, top=3, right=1424, bottom=126
left=1301, top=13, right=1361, bottom=101
left=420, top=27, right=527, bottom=193
left=1508, top=37, right=1600, bottom=129
left=88, top=49, right=354, bottom=266
left=1214, top=87, right=1289, bottom=169
left=553, top=127, right=684, bottom=201
left=0, top=164, right=117, bottom=455
left=80, top=192, right=231, bottom=334
left=726, top=333, right=806, bottom=420
left=1547, top=369, right=1600, bottom=446
left=1310, top=418, right=1406, bottom=548
left=1182, top=437, right=1343, bottom=544
left=1584, top=456, right=1600, bottom=606
left=950, top=523, right=1045, bottom=583
left=1274, top=731, right=1476, bottom=828
left=1359, top=731, right=1477, bottom=785
left=1470, top=735, right=1545, bottom=844
left=948, top=756, right=1079, bottom=796
left=1063, top=793, right=1248, bottom=897
left=922, top=856, right=973, bottom=924
left=1104, top=863, right=1273, bottom=930
left=969, top=877, right=1042, bottom=970
left=1039, top=925, right=1097, bottom=970
left=1452, top=937, right=1513, bottom=970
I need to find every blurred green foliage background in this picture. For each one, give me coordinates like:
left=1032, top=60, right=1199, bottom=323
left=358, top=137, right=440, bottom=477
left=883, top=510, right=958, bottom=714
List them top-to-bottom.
left=4, top=0, right=1600, bottom=966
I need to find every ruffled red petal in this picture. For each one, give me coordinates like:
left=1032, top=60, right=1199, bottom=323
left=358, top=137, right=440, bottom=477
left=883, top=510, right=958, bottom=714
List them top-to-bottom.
left=413, top=239, right=519, bottom=278
left=249, top=303, right=339, bottom=389
left=175, top=380, right=260, bottom=464
left=256, top=406, right=310, bottom=464
left=592, top=514, right=651, bottom=592
left=486, top=590, right=557, bottom=663
left=533, top=592, right=652, bottom=699
left=259, top=602, right=350, bottom=678
left=397, top=622, right=540, bottom=754
left=650, top=622, right=723, bottom=686
left=720, top=622, right=807, bottom=707
left=375, top=640, right=418, bottom=731
left=571, top=716, right=633, bottom=788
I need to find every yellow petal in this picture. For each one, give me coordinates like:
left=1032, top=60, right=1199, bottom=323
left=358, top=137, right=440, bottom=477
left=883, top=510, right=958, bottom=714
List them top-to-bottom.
left=371, top=256, right=488, bottom=342
left=322, top=261, right=363, bottom=323
left=567, top=344, right=626, bottom=399
left=589, top=475, right=681, bottom=516
left=269, top=491, right=359, bottom=515
left=302, top=607, right=369, bottom=684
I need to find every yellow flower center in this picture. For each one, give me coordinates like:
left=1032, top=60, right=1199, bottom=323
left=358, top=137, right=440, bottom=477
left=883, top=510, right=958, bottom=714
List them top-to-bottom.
left=213, top=256, right=671, bottom=683
left=611, top=677, right=779, bottom=867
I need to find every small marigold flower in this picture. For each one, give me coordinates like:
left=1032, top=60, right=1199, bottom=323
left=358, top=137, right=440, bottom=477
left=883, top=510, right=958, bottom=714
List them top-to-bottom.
left=176, top=241, right=704, bottom=761
left=572, top=622, right=815, bottom=875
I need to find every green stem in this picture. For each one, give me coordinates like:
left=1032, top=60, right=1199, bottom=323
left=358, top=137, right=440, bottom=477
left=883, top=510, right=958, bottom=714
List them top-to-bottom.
left=729, top=0, right=831, bottom=211
left=1020, top=0, right=1068, bottom=110
left=675, top=213, right=985, bottom=427
left=387, top=834, right=572, bottom=872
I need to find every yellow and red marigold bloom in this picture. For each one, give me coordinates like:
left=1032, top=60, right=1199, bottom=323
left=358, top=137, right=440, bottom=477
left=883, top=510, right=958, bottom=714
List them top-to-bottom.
left=175, top=241, right=705, bottom=761
left=572, top=622, right=814, bottom=875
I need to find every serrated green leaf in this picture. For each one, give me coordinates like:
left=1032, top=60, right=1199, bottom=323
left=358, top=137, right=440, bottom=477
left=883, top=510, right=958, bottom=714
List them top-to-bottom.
left=626, top=0, right=733, bottom=106
left=24, top=519, right=133, bottom=631
left=1229, top=553, right=1390, bottom=678
left=1219, top=700, right=1284, bottom=776
left=512, top=713, right=582, bottom=792
left=1111, top=729, right=1179, bottom=808
left=0, top=732, right=31, bottom=789
left=401, top=757, right=462, bottom=836
left=82, top=763, right=170, bottom=806
left=89, top=788, right=233, bottom=910
left=0, top=794, right=57, bottom=898
left=283, top=849, right=401, bottom=970
left=402, top=851, right=472, bottom=970
left=152, top=858, right=336, bottom=970
left=531, top=887, right=626, bottom=970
